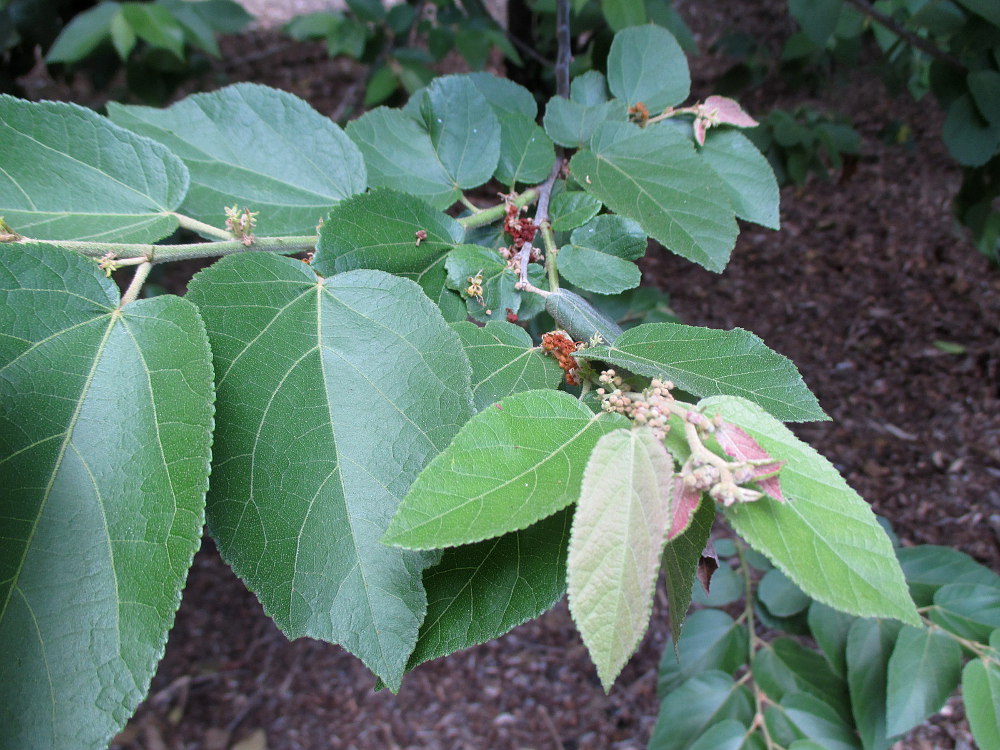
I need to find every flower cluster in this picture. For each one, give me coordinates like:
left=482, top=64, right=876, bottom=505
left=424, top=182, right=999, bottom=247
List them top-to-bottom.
left=503, top=201, right=537, bottom=249
left=225, top=205, right=258, bottom=246
left=499, top=243, right=542, bottom=274
left=97, top=251, right=121, bottom=277
left=541, top=331, right=580, bottom=386
left=596, top=370, right=674, bottom=440
left=676, top=410, right=783, bottom=507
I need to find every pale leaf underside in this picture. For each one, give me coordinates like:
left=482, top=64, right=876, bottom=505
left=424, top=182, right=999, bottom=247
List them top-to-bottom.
left=567, top=428, right=674, bottom=690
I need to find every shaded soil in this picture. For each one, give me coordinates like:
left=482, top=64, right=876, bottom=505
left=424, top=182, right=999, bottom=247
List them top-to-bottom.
left=22, top=4, right=997, bottom=749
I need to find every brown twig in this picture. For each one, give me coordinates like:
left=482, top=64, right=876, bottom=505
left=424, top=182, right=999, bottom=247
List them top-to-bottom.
left=555, top=0, right=571, bottom=98
left=842, top=0, right=966, bottom=70
left=517, top=159, right=563, bottom=287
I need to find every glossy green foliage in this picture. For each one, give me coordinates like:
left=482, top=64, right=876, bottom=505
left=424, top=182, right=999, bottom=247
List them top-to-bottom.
left=47, top=0, right=251, bottom=63
left=2, top=17, right=975, bottom=745
left=109, top=84, right=366, bottom=236
left=0, top=95, right=188, bottom=242
left=0, top=245, right=214, bottom=749
left=186, top=254, right=474, bottom=690
left=579, top=323, right=825, bottom=422
left=385, top=390, right=629, bottom=549
left=567, top=429, right=674, bottom=689
left=653, top=537, right=1000, bottom=749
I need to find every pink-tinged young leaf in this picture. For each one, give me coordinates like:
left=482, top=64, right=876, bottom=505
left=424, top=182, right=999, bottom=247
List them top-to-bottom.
left=703, top=96, right=759, bottom=128
left=693, top=116, right=708, bottom=146
left=714, top=422, right=786, bottom=501
left=669, top=475, right=703, bottom=540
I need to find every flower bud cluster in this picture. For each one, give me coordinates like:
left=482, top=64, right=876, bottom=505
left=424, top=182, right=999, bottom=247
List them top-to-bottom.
left=225, top=205, right=258, bottom=246
left=499, top=245, right=543, bottom=273
left=97, top=251, right=121, bottom=277
left=597, top=371, right=675, bottom=440
left=678, top=455, right=764, bottom=507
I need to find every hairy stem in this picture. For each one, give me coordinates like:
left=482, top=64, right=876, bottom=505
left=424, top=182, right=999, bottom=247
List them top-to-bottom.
left=519, top=159, right=562, bottom=287
left=458, top=188, right=540, bottom=230
left=459, top=194, right=483, bottom=213
left=174, top=213, right=232, bottom=241
left=542, top=223, right=560, bottom=291
left=17, top=235, right=317, bottom=264
left=119, top=262, right=153, bottom=307
left=736, top=541, right=779, bottom=750
left=921, top=613, right=998, bottom=663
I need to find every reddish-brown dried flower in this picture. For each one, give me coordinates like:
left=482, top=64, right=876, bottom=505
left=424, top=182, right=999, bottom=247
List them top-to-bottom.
left=628, top=102, right=650, bottom=126
left=504, top=202, right=537, bottom=249
left=541, top=331, right=580, bottom=386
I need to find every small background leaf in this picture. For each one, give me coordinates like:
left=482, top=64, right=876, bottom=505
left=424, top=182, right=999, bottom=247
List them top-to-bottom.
left=548, top=187, right=603, bottom=231
left=557, top=215, right=646, bottom=295
left=897, top=544, right=1000, bottom=607
left=758, top=569, right=811, bottom=617
left=929, top=583, right=1000, bottom=641
left=808, top=601, right=856, bottom=677
left=658, top=609, right=749, bottom=696
left=847, top=618, right=902, bottom=750
left=885, top=626, right=962, bottom=736
left=963, top=657, right=1000, bottom=749
left=649, top=671, right=754, bottom=750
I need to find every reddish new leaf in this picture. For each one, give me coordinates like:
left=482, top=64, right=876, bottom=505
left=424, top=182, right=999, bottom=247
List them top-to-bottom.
left=703, top=96, right=759, bottom=128
left=714, top=422, right=785, bottom=501
left=669, top=475, right=703, bottom=540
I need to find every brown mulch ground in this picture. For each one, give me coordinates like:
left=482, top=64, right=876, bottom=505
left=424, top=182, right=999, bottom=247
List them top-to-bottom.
left=21, top=3, right=998, bottom=749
